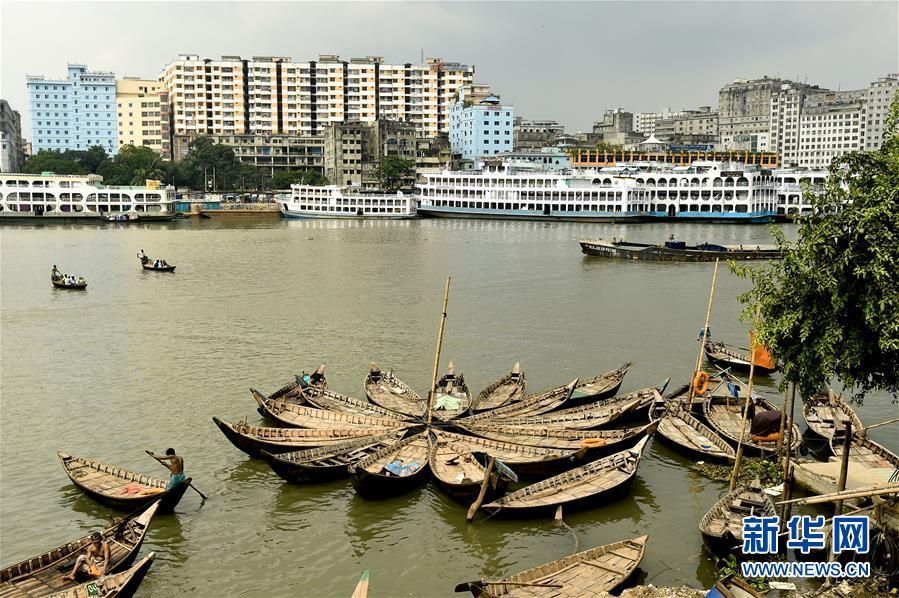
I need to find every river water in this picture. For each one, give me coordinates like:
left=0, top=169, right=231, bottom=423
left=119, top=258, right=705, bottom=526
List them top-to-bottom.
left=1, top=219, right=896, bottom=597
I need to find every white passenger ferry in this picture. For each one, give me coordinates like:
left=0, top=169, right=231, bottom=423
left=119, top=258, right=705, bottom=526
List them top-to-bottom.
left=417, top=161, right=789, bottom=223
left=0, top=173, right=176, bottom=221
left=282, top=185, right=417, bottom=219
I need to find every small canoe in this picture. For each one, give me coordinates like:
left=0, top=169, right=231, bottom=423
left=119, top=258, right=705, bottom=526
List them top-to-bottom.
left=139, top=257, right=176, bottom=272
left=51, top=278, right=87, bottom=290
left=704, top=340, right=776, bottom=375
left=429, top=362, right=472, bottom=421
left=569, top=362, right=632, bottom=405
left=472, top=363, right=526, bottom=412
left=363, top=366, right=426, bottom=418
left=461, top=380, right=577, bottom=424
left=304, top=388, right=414, bottom=421
left=803, top=391, right=863, bottom=442
left=703, top=394, right=801, bottom=456
left=254, top=396, right=407, bottom=430
left=654, top=402, right=736, bottom=463
left=212, top=417, right=404, bottom=458
left=460, top=421, right=657, bottom=457
left=427, top=431, right=511, bottom=502
left=434, top=431, right=587, bottom=478
left=830, top=431, right=899, bottom=470
left=350, top=432, right=430, bottom=497
left=262, top=433, right=407, bottom=484
left=481, top=436, right=652, bottom=517
left=57, top=453, right=191, bottom=513
left=699, top=481, right=776, bottom=555
left=0, top=502, right=158, bottom=597
left=457, top=535, right=647, bottom=597
left=44, top=552, right=154, bottom=598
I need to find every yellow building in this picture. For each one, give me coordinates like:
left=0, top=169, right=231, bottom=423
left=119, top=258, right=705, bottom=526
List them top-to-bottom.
left=115, top=77, right=171, bottom=158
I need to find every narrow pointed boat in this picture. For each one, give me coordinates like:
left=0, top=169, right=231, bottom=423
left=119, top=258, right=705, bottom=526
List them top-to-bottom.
left=139, top=255, right=176, bottom=272
left=51, top=276, right=87, bottom=290
left=704, top=339, right=777, bottom=375
left=429, top=362, right=473, bottom=421
left=568, top=362, right=632, bottom=405
left=472, top=363, right=526, bottom=412
left=363, top=365, right=426, bottom=418
left=461, top=380, right=577, bottom=424
left=303, top=388, right=414, bottom=421
left=803, top=390, right=863, bottom=442
left=702, top=394, right=801, bottom=455
left=254, top=395, right=407, bottom=430
left=653, top=403, right=736, bottom=463
left=213, top=417, right=406, bottom=458
left=460, top=421, right=657, bottom=457
left=435, top=430, right=587, bottom=478
left=427, top=431, right=511, bottom=502
left=830, top=431, right=899, bottom=470
left=262, top=432, right=407, bottom=484
left=349, top=432, right=431, bottom=497
left=480, top=436, right=652, bottom=516
left=57, top=453, right=191, bottom=514
left=699, top=482, right=776, bottom=555
left=0, top=502, right=158, bottom=597
left=456, top=535, right=647, bottom=597
left=44, top=552, right=154, bottom=598
left=350, top=571, right=369, bottom=598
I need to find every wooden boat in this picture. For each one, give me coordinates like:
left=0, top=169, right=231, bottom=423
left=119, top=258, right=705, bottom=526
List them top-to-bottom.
left=579, top=238, right=781, bottom=262
left=138, top=255, right=176, bottom=272
left=51, top=275, right=87, bottom=290
left=704, top=339, right=776, bottom=375
left=429, top=362, right=472, bottom=421
left=569, top=362, right=632, bottom=405
left=472, top=363, right=526, bottom=412
left=250, top=365, right=328, bottom=405
left=363, top=365, right=426, bottom=418
left=461, top=381, right=577, bottom=424
left=303, top=388, right=414, bottom=421
left=803, top=390, right=863, bottom=442
left=702, top=394, right=801, bottom=456
left=254, top=395, right=407, bottom=430
left=653, top=402, right=736, bottom=463
left=212, top=417, right=404, bottom=458
left=460, top=421, right=657, bottom=457
left=427, top=431, right=511, bottom=502
left=435, top=431, right=589, bottom=478
left=830, top=431, right=899, bottom=470
left=349, top=432, right=430, bottom=497
left=262, top=433, right=406, bottom=484
left=480, top=436, right=652, bottom=516
left=57, top=453, right=191, bottom=513
left=699, top=482, right=776, bottom=555
left=0, top=502, right=158, bottom=597
left=456, top=535, right=647, bottom=597
left=43, top=552, right=154, bottom=598
left=350, top=571, right=369, bottom=598
left=707, top=574, right=765, bottom=598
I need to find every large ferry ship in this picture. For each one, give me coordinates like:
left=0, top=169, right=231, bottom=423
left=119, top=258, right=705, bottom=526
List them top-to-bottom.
left=417, top=161, right=811, bottom=223
left=0, top=173, right=176, bottom=221
left=281, top=185, right=417, bottom=219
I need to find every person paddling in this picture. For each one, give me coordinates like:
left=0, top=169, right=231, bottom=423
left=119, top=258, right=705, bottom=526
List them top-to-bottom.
left=52, top=265, right=61, bottom=280
left=148, top=448, right=185, bottom=489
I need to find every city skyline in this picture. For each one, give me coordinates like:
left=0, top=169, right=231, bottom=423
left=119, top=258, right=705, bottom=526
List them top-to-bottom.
left=2, top=1, right=896, bottom=136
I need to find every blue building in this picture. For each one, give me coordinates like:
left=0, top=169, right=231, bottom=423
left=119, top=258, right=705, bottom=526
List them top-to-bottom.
left=27, top=64, right=118, bottom=155
left=449, top=91, right=514, bottom=160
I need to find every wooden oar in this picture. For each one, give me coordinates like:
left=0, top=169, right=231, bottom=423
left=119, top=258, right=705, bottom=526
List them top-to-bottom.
left=861, top=417, right=899, bottom=432
left=145, top=450, right=208, bottom=501
left=350, top=570, right=369, bottom=598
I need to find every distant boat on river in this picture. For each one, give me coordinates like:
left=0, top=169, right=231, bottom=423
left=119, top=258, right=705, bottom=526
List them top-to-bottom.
left=579, top=239, right=782, bottom=262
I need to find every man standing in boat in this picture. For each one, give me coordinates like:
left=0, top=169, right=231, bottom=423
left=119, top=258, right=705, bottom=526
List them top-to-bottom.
left=51, top=265, right=61, bottom=280
left=148, top=448, right=186, bottom=489
left=62, top=532, right=109, bottom=581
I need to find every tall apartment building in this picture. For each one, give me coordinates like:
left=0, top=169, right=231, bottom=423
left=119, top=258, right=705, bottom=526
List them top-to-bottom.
left=26, top=64, right=118, bottom=154
left=864, top=73, right=898, bottom=151
left=718, top=76, right=796, bottom=151
left=115, top=78, right=171, bottom=158
left=793, top=90, right=865, bottom=168
left=449, top=93, right=514, bottom=160
left=1, top=100, right=24, bottom=172
left=654, top=106, right=718, bottom=142
left=633, top=110, right=685, bottom=136
left=323, top=119, right=417, bottom=188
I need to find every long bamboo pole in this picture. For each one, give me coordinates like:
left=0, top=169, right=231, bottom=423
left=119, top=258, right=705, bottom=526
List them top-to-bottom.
left=689, top=259, right=720, bottom=409
left=426, top=277, right=451, bottom=425
left=728, top=302, right=761, bottom=492
left=782, top=383, right=797, bottom=480
left=776, top=388, right=788, bottom=451
left=861, top=417, right=899, bottom=432
left=834, top=422, right=853, bottom=516
left=776, top=483, right=899, bottom=507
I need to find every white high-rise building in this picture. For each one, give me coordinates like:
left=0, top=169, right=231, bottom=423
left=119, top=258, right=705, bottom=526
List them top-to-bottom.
left=864, top=73, right=898, bottom=151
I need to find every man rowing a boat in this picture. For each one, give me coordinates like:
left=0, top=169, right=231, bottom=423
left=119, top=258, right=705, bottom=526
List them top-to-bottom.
left=51, top=265, right=61, bottom=280
left=148, top=448, right=186, bottom=489
left=62, top=532, right=109, bottom=581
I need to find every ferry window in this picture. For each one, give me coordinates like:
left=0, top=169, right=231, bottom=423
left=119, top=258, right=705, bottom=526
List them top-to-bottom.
left=476, top=202, right=482, bottom=208
left=736, top=205, right=748, bottom=213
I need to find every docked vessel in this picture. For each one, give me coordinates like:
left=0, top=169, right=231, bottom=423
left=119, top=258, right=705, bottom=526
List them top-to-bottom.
left=0, top=174, right=176, bottom=221
left=281, top=185, right=417, bottom=219
left=579, top=239, right=782, bottom=262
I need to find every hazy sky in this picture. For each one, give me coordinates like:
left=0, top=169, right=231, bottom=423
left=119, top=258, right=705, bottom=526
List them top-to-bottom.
left=2, top=1, right=897, bottom=137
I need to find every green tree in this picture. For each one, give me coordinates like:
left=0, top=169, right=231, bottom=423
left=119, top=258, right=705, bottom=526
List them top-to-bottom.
left=732, top=97, right=899, bottom=401
left=64, top=145, right=109, bottom=173
left=22, top=150, right=87, bottom=175
left=373, top=156, right=415, bottom=190
left=270, top=169, right=328, bottom=189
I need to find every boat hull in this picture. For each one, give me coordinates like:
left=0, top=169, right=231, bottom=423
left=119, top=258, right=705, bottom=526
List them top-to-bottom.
left=418, top=206, right=646, bottom=223
left=281, top=209, right=416, bottom=220
left=580, top=240, right=781, bottom=262
left=263, top=454, right=352, bottom=484
left=351, top=463, right=430, bottom=498
left=483, top=472, right=637, bottom=518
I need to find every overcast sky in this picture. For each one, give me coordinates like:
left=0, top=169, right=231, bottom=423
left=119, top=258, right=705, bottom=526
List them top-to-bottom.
left=2, top=1, right=897, bottom=137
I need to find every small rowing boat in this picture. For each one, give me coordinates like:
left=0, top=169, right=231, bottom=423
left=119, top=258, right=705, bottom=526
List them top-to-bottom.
left=137, top=253, right=175, bottom=272
left=51, top=274, right=87, bottom=290
left=704, top=338, right=776, bottom=375
left=429, top=362, right=472, bottom=421
left=569, top=362, right=632, bottom=405
left=472, top=363, right=526, bottom=412
left=363, top=365, right=426, bottom=418
left=460, top=381, right=577, bottom=424
left=303, top=388, right=414, bottom=421
left=803, top=390, right=863, bottom=442
left=702, top=394, right=801, bottom=456
left=254, top=396, right=407, bottom=430
left=653, top=402, right=735, bottom=463
left=460, top=421, right=657, bottom=457
left=428, top=431, right=511, bottom=502
left=830, top=431, right=899, bottom=470
left=349, top=432, right=430, bottom=497
left=699, top=481, right=776, bottom=555
left=44, top=552, right=155, bottom=598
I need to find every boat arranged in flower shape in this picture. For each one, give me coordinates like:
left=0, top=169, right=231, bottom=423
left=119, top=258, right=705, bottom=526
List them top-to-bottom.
left=429, top=362, right=473, bottom=421
left=568, top=362, right=632, bottom=405
left=472, top=363, right=526, bottom=412
left=250, top=365, right=328, bottom=405
left=363, top=365, right=427, bottom=418
left=460, top=380, right=577, bottom=424
left=303, top=388, right=416, bottom=421
left=803, top=390, right=863, bottom=442
left=702, top=394, right=801, bottom=455
left=254, top=396, right=408, bottom=430
left=651, top=401, right=735, bottom=463
left=213, top=417, right=409, bottom=459
left=460, top=421, right=656, bottom=457
left=428, top=431, right=511, bottom=502
left=829, top=431, right=899, bottom=470
left=262, top=432, right=407, bottom=484
left=349, top=432, right=431, bottom=497
left=479, top=436, right=652, bottom=517
left=57, top=453, right=191, bottom=513
left=699, top=481, right=776, bottom=555
left=0, top=502, right=158, bottom=597
left=456, top=535, right=647, bottom=597
left=43, top=552, right=155, bottom=598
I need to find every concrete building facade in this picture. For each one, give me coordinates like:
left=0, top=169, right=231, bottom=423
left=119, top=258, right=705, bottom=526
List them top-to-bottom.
left=27, top=64, right=118, bottom=155
left=864, top=73, right=899, bottom=151
left=718, top=76, right=795, bottom=151
left=116, top=78, right=171, bottom=158
left=449, top=93, right=514, bottom=159
left=1, top=100, right=24, bottom=172
left=654, top=106, right=718, bottom=143
left=513, top=118, right=565, bottom=149
left=323, top=119, right=417, bottom=188
left=172, top=134, right=325, bottom=175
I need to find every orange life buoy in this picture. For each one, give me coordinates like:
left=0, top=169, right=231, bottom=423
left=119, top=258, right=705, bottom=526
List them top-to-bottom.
left=693, top=371, right=710, bottom=396
left=579, top=438, right=607, bottom=449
